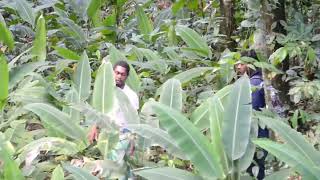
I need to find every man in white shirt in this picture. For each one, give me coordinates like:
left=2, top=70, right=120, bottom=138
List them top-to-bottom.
left=89, top=60, right=139, bottom=143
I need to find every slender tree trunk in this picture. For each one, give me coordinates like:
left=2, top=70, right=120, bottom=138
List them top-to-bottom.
left=219, top=0, right=236, bottom=49
left=271, top=0, right=293, bottom=110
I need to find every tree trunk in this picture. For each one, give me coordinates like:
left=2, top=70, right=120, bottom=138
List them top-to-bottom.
left=219, top=0, right=236, bottom=49
left=253, top=0, right=273, bottom=110
left=272, top=0, right=293, bottom=110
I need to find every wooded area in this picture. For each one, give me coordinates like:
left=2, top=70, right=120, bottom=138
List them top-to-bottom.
left=0, top=0, right=320, bottom=179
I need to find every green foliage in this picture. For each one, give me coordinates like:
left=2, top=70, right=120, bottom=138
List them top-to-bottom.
left=0, top=0, right=319, bottom=178
left=13, top=0, right=36, bottom=27
left=136, top=5, right=154, bottom=41
left=32, top=15, right=46, bottom=61
left=0, top=22, right=14, bottom=50
left=175, top=25, right=212, bottom=58
left=53, top=46, right=81, bottom=60
left=73, top=51, right=91, bottom=101
left=0, top=55, right=8, bottom=109
left=92, top=62, right=115, bottom=114
left=222, top=75, right=252, bottom=160
left=159, top=79, right=183, bottom=111
left=152, top=102, right=225, bottom=178
left=24, top=103, right=86, bottom=141
left=128, top=124, right=186, bottom=159
left=0, top=133, right=24, bottom=180
left=63, top=164, right=99, bottom=180
left=51, top=165, right=64, bottom=180
left=134, top=167, right=203, bottom=180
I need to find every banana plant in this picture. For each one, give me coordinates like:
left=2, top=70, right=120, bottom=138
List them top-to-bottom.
left=133, top=75, right=256, bottom=179
left=253, top=112, right=320, bottom=179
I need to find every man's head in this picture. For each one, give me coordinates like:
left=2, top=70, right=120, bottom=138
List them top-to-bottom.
left=235, top=49, right=258, bottom=75
left=113, top=60, right=130, bottom=89
left=235, top=63, right=248, bottom=75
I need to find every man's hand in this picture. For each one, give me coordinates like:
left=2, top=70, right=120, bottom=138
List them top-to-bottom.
left=88, top=125, right=99, bottom=144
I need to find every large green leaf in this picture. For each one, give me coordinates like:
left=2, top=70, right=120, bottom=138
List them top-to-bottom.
left=13, top=0, right=36, bottom=27
left=87, top=0, right=105, bottom=26
left=136, top=5, right=153, bottom=40
left=32, top=14, right=46, bottom=61
left=59, top=18, right=87, bottom=42
left=0, top=21, right=14, bottom=50
left=175, top=25, right=212, bottom=58
left=53, top=46, right=80, bottom=60
left=108, top=46, right=141, bottom=92
left=8, top=47, right=32, bottom=69
left=269, top=47, right=288, bottom=65
left=136, top=48, right=168, bottom=74
left=73, top=51, right=91, bottom=101
left=0, top=55, right=9, bottom=109
left=9, top=62, right=46, bottom=89
left=92, top=62, right=115, bottom=114
left=173, top=67, right=215, bottom=84
left=222, top=75, right=252, bottom=160
left=159, top=79, right=182, bottom=111
left=10, top=82, right=49, bottom=104
left=191, top=85, right=231, bottom=130
left=63, top=88, right=81, bottom=122
left=115, top=88, right=140, bottom=124
left=208, top=95, right=229, bottom=174
left=24, top=103, right=86, bottom=140
left=153, top=103, right=225, bottom=178
left=256, top=114, right=320, bottom=166
left=238, top=120, right=258, bottom=171
left=127, top=124, right=185, bottom=159
left=97, top=131, right=119, bottom=159
left=0, top=133, right=24, bottom=180
left=18, top=137, right=79, bottom=163
left=253, top=139, right=320, bottom=179
left=0, top=145, right=24, bottom=180
left=63, top=164, right=99, bottom=180
left=51, top=165, right=64, bottom=180
left=134, top=167, right=203, bottom=180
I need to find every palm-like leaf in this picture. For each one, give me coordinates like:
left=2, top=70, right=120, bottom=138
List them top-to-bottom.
left=13, top=0, right=36, bottom=27
left=136, top=5, right=153, bottom=40
left=32, top=15, right=46, bottom=61
left=0, top=21, right=14, bottom=50
left=175, top=25, right=212, bottom=58
left=73, top=51, right=91, bottom=101
left=0, top=55, right=9, bottom=109
left=92, top=62, right=115, bottom=114
left=222, top=75, right=252, bottom=160
left=159, top=79, right=183, bottom=111
left=152, top=102, right=225, bottom=178
left=24, top=103, right=86, bottom=140
left=255, top=113, right=320, bottom=166
left=127, top=124, right=186, bottom=159
left=253, top=139, right=320, bottom=179
left=63, top=164, right=99, bottom=180
left=51, top=165, right=64, bottom=180
left=134, top=167, right=203, bottom=180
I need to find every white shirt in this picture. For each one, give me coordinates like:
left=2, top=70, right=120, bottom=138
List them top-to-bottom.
left=115, top=85, right=139, bottom=128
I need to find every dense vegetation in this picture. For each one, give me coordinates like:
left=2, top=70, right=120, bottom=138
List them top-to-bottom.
left=0, top=0, right=320, bottom=179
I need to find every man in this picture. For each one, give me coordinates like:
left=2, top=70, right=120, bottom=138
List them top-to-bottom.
left=235, top=50, right=268, bottom=180
left=88, top=60, right=139, bottom=143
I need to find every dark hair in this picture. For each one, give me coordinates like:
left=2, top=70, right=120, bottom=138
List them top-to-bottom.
left=239, top=49, right=259, bottom=77
left=241, top=49, right=258, bottom=59
left=113, top=60, right=130, bottom=75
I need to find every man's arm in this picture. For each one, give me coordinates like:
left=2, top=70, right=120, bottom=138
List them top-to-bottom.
left=88, top=124, right=99, bottom=144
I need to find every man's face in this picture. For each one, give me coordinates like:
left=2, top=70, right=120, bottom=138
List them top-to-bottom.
left=235, top=63, right=248, bottom=75
left=114, top=65, right=128, bottom=88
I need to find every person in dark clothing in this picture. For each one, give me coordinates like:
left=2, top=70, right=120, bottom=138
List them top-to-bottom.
left=235, top=50, right=269, bottom=179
